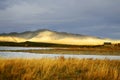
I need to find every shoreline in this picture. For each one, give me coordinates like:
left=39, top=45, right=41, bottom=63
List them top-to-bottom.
left=0, top=41, right=120, bottom=55
left=0, top=47, right=120, bottom=55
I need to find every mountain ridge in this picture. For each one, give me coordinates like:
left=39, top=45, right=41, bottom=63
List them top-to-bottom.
left=0, top=29, right=119, bottom=45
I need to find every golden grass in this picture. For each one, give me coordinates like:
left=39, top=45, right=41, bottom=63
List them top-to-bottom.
left=0, top=58, right=120, bottom=80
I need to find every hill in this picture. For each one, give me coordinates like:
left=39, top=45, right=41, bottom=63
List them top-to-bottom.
left=0, top=29, right=119, bottom=45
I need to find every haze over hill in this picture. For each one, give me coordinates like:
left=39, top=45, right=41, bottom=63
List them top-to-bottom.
left=0, top=29, right=119, bottom=45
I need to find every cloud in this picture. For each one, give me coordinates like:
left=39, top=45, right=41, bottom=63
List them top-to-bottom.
left=0, top=0, right=120, bottom=39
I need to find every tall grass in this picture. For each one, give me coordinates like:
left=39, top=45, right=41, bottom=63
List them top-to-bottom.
left=0, top=58, right=120, bottom=80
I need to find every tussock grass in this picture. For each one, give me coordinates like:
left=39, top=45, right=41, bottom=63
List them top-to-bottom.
left=0, top=58, right=120, bottom=80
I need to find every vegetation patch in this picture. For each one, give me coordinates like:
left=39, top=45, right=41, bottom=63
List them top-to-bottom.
left=0, top=58, right=120, bottom=80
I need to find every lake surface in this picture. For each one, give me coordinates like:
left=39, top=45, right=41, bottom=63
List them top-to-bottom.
left=0, top=46, right=120, bottom=60
left=0, top=46, right=52, bottom=50
left=0, top=52, right=120, bottom=60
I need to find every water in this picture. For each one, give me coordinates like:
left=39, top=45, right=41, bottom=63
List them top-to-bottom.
left=0, top=46, right=120, bottom=60
left=0, top=46, right=52, bottom=50
left=0, top=52, right=120, bottom=60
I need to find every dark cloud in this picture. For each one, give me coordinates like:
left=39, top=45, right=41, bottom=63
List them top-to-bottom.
left=0, top=0, right=120, bottom=39
left=0, top=0, right=8, bottom=9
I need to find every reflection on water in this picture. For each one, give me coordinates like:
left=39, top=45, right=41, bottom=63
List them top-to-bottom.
left=0, top=46, right=51, bottom=50
left=0, top=46, right=120, bottom=60
left=0, top=46, right=119, bottom=55
left=0, top=52, right=120, bottom=60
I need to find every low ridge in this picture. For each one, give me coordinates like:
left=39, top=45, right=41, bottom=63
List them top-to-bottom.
left=0, top=29, right=119, bottom=45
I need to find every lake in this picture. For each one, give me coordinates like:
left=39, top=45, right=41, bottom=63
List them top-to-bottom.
left=0, top=46, right=120, bottom=60
left=0, top=46, right=52, bottom=50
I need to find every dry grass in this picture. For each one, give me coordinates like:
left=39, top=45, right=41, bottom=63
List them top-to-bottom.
left=0, top=58, right=120, bottom=80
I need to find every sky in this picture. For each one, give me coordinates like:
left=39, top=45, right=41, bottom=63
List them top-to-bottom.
left=0, top=0, right=120, bottom=39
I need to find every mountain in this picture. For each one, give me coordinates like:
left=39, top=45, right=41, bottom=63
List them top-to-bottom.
left=0, top=29, right=119, bottom=45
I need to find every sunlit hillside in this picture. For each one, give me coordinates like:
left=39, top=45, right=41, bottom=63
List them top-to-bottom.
left=0, top=29, right=119, bottom=45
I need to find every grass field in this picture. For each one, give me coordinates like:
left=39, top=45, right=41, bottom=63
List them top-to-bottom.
left=0, top=58, right=120, bottom=80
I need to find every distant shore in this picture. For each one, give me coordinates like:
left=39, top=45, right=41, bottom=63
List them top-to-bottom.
left=0, top=41, right=120, bottom=55
left=0, top=41, right=120, bottom=47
